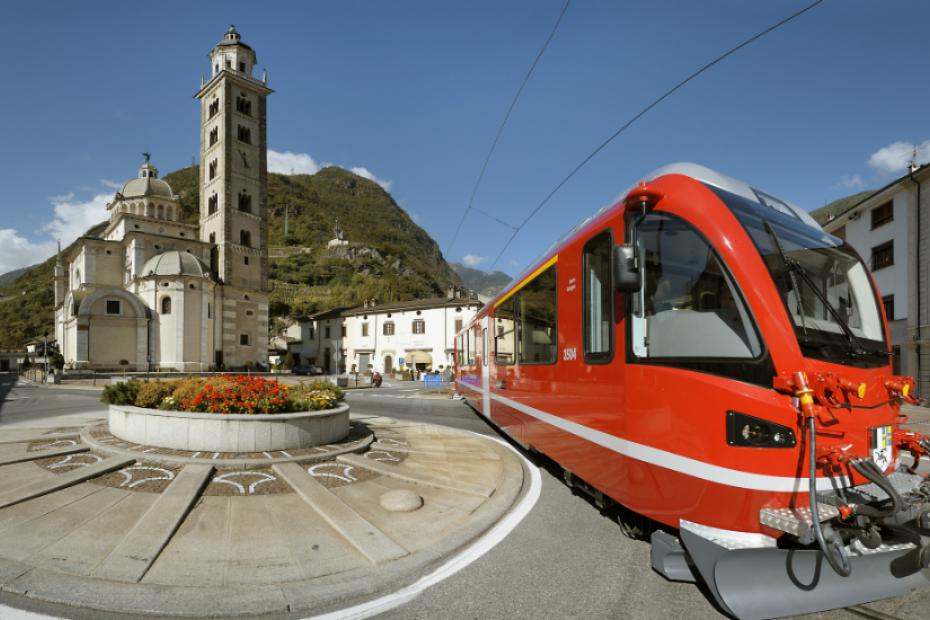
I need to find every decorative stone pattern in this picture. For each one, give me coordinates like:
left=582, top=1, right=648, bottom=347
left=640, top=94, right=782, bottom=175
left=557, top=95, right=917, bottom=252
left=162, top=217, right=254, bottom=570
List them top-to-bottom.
left=108, top=403, right=350, bottom=452
left=379, top=489, right=423, bottom=512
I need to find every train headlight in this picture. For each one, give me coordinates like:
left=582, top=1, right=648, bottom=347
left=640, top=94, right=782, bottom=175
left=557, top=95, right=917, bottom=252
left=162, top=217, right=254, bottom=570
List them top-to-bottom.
left=727, top=411, right=796, bottom=448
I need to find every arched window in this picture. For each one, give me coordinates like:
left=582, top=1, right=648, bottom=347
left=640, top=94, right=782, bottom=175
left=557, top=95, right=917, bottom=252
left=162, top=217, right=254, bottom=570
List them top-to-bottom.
left=209, top=97, right=219, bottom=118
left=209, top=127, right=218, bottom=146
left=208, top=159, right=217, bottom=180
left=238, top=191, right=251, bottom=213
left=208, top=193, right=218, bottom=215
left=156, top=204, right=164, bottom=219
left=239, top=230, right=251, bottom=247
left=161, top=296, right=172, bottom=314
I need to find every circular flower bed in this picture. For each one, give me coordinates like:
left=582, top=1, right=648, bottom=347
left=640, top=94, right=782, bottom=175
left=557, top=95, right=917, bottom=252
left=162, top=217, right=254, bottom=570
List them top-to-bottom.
left=102, top=375, right=343, bottom=414
left=103, top=375, right=350, bottom=452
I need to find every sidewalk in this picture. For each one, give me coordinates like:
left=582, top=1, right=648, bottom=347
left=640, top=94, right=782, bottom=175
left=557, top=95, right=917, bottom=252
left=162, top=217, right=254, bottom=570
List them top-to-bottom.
left=901, top=403, right=930, bottom=429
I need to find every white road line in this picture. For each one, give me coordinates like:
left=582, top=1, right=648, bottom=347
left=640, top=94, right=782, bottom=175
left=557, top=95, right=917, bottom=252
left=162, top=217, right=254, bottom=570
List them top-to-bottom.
left=308, top=434, right=541, bottom=620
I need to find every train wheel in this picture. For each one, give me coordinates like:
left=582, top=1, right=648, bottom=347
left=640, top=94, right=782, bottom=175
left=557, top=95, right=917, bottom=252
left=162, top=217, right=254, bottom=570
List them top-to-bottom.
left=614, top=505, right=652, bottom=540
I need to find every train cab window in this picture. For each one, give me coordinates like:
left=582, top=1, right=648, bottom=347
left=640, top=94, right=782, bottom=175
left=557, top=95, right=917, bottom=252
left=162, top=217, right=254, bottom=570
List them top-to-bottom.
left=631, top=213, right=761, bottom=359
left=583, top=231, right=613, bottom=362
left=518, top=265, right=557, bottom=364
left=495, top=299, right=516, bottom=365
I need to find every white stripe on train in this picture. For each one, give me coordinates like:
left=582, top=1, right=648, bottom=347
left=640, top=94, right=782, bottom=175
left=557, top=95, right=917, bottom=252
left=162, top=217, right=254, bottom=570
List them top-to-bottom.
left=457, top=380, right=851, bottom=493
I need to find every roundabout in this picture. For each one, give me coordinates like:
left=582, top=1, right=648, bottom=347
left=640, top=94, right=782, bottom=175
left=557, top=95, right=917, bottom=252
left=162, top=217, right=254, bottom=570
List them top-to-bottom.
left=0, top=408, right=530, bottom=618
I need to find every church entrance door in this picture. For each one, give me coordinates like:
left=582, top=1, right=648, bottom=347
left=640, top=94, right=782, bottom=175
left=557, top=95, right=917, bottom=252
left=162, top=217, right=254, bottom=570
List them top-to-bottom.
left=384, top=355, right=393, bottom=373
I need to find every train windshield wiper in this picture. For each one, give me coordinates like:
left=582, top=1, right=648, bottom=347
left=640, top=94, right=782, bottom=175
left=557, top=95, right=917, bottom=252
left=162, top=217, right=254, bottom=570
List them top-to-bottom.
left=763, top=222, right=872, bottom=358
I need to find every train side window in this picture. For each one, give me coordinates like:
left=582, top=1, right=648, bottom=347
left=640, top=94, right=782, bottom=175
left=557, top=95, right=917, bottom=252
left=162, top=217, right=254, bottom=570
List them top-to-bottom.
left=631, top=213, right=761, bottom=359
left=583, top=230, right=613, bottom=362
left=518, top=265, right=557, bottom=364
left=495, top=299, right=516, bottom=365
left=483, top=328, right=488, bottom=366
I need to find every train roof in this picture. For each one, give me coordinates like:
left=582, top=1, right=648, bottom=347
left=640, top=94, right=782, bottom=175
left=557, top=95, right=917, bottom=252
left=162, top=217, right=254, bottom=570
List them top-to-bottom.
left=481, top=163, right=822, bottom=317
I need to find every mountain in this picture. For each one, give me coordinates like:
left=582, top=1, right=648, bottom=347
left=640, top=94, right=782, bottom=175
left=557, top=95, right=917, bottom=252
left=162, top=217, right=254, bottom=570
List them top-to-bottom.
left=0, top=165, right=460, bottom=348
left=810, top=190, right=874, bottom=226
left=450, top=263, right=511, bottom=297
left=0, top=266, right=33, bottom=289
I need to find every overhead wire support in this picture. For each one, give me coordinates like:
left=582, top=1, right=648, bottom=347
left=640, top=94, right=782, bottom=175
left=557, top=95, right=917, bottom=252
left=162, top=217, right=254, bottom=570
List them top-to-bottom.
left=445, top=0, right=572, bottom=254
left=489, top=0, right=825, bottom=269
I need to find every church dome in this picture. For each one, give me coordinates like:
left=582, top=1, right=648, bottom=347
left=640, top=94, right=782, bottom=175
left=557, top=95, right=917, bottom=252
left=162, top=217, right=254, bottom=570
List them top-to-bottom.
left=118, top=156, right=175, bottom=200
left=142, top=251, right=211, bottom=278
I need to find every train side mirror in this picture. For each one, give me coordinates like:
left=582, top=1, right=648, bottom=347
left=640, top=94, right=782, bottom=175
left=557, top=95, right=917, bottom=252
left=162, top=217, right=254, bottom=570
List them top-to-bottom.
left=614, top=244, right=641, bottom=292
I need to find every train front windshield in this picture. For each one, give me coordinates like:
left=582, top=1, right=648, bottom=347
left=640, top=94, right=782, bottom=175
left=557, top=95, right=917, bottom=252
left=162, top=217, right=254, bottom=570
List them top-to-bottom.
left=710, top=186, right=888, bottom=368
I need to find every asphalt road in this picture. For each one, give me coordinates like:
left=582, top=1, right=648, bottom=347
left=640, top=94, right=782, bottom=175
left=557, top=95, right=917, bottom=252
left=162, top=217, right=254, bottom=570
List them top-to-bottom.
left=0, top=376, right=893, bottom=620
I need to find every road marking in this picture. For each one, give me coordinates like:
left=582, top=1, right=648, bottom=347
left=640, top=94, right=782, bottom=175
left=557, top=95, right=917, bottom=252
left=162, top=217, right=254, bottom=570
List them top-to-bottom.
left=309, top=435, right=541, bottom=620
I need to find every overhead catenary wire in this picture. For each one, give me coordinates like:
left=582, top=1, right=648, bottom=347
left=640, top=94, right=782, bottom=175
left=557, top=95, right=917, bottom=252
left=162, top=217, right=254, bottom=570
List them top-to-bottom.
left=445, top=0, right=572, bottom=255
left=488, top=0, right=825, bottom=270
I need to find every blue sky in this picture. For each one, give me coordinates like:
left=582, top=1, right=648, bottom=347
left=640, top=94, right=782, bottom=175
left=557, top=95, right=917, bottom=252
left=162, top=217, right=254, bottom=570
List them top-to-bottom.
left=0, top=1, right=927, bottom=277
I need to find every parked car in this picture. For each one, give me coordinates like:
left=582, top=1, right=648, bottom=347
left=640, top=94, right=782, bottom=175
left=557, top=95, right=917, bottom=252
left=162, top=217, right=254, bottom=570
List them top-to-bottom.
left=292, top=365, right=323, bottom=376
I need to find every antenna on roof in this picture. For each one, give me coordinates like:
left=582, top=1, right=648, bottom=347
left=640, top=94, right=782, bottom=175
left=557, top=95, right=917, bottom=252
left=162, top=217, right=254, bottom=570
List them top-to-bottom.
left=909, top=146, right=920, bottom=173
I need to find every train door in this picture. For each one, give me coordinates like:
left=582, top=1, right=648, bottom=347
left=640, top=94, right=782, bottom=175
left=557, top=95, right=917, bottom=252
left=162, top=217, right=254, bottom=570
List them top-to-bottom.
left=480, top=316, right=490, bottom=417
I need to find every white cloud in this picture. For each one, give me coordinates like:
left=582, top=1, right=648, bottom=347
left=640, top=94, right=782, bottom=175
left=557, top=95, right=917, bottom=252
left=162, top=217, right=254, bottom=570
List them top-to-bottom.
left=868, top=140, right=930, bottom=176
left=268, top=149, right=393, bottom=190
left=267, top=150, right=320, bottom=175
left=349, top=166, right=392, bottom=191
left=834, top=174, right=865, bottom=191
left=100, top=179, right=122, bottom=189
left=43, top=192, right=112, bottom=245
left=0, top=229, right=56, bottom=275
left=462, top=254, right=489, bottom=268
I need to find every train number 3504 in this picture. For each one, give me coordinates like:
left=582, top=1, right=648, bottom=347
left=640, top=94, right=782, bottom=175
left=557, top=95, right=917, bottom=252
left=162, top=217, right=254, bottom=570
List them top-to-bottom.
left=562, top=347, right=577, bottom=361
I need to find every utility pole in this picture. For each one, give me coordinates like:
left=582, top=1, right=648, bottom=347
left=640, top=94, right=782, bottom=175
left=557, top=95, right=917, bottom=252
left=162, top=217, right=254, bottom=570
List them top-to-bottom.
left=277, top=202, right=295, bottom=237
left=43, top=331, right=48, bottom=382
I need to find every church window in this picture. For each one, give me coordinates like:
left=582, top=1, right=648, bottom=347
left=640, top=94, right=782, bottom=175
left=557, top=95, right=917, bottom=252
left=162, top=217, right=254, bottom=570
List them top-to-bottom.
left=225, top=59, right=231, bottom=69
left=238, top=61, right=245, bottom=72
left=236, top=95, right=252, bottom=116
left=209, top=97, right=219, bottom=118
left=237, top=125, right=251, bottom=144
left=209, top=127, right=218, bottom=146
left=209, top=159, right=217, bottom=180
left=238, top=191, right=252, bottom=213
left=208, top=193, right=218, bottom=215
left=156, top=205, right=164, bottom=219
left=239, top=230, right=252, bottom=247
left=179, top=232, right=185, bottom=237
left=209, top=233, right=216, bottom=244
left=154, top=244, right=161, bottom=250
left=106, top=249, right=112, bottom=255
left=243, top=256, right=249, bottom=265
left=162, top=282, right=169, bottom=287
left=189, top=284, right=196, bottom=290
left=244, top=294, right=250, bottom=300
left=161, top=297, right=172, bottom=314
left=106, top=300, right=121, bottom=315
left=72, top=301, right=79, bottom=316
left=207, top=303, right=212, bottom=319
left=246, top=310, right=253, bottom=316
left=383, top=321, right=395, bottom=336
left=341, top=324, right=347, bottom=337
left=240, top=334, right=251, bottom=346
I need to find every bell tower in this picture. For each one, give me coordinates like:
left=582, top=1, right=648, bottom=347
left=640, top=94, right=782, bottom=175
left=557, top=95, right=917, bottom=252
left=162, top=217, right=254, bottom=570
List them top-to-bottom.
left=196, top=25, right=272, bottom=367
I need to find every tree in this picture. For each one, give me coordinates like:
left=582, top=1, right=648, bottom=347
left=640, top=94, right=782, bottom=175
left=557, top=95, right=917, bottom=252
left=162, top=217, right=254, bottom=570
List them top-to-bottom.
left=282, top=352, right=296, bottom=370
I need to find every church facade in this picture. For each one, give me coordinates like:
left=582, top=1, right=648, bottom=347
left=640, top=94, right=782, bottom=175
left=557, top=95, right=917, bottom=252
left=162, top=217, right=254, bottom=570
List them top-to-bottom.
left=55, top=26, right=271, bottom=371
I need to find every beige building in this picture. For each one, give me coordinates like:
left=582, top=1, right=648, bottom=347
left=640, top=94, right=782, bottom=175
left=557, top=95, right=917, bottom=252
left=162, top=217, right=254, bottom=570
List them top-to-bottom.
left=55, top=26, right=271, bottom=371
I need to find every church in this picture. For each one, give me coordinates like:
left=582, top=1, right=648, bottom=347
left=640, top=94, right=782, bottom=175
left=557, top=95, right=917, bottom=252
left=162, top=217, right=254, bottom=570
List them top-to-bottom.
left=55, top=26, right=271, bottom=371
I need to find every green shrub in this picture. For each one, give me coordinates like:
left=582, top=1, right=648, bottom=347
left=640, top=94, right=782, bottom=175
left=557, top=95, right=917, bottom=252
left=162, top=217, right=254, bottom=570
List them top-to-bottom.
left=101, top=380, right=141, bottom=405
left=134, top=380, right=179, bottom=409
left=293, top=380, right=344, bottom=411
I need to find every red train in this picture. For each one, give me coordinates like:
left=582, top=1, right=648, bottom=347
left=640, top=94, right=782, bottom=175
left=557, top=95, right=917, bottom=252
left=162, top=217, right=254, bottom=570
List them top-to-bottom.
left=455, top=163, right=930, bottom=619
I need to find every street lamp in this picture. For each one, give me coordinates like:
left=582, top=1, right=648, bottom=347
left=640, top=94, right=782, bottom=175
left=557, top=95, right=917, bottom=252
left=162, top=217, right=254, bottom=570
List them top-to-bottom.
left=43, top=331, right=48, bottom=382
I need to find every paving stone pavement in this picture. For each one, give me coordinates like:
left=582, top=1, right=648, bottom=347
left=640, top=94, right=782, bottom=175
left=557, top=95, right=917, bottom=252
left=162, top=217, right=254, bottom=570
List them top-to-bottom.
left=0, top=411, right=528, bottom=618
